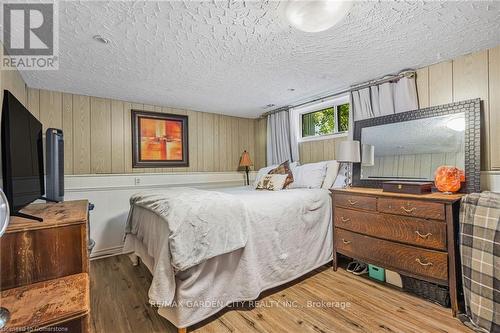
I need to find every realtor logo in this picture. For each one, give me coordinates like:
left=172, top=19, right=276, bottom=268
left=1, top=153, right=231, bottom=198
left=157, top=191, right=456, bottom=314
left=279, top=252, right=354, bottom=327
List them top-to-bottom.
left=2, top=1, right=59, bottom=70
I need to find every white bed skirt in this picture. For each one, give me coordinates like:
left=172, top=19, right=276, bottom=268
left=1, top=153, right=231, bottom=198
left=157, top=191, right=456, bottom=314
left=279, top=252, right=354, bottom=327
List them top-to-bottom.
left=126, top=234, right=333, bottom=328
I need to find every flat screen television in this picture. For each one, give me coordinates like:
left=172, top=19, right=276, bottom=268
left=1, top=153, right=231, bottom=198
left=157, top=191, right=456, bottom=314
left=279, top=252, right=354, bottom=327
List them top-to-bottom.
left=1, top=90, right=45, bottom=214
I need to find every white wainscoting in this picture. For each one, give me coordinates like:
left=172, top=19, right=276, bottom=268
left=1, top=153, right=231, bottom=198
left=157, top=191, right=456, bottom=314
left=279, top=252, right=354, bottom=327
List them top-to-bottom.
left=64, top=171, right=256, bottom=259
left=481, top=171, right=500, bottom=192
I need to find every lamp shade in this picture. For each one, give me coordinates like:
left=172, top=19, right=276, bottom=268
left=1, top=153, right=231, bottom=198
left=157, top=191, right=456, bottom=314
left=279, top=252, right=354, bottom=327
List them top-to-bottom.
left=337, top=140, right=360, bottom=163
left=361, top=144, right=375, bottom=166
left=239, top=150, right=253, bottom=167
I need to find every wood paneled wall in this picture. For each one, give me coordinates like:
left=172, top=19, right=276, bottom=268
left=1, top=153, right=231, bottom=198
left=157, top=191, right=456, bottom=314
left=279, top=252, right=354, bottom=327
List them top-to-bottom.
left=416, top=45, right=500, bottom=170
left=1, top=47, right=28, bottom=110
left=26, top=88, right=266, bottom=175
left=254, top=118, right=267, bottom=168
left=299, top=137, right=347, bottom=164
left=363, top=152, right=464, bottom=180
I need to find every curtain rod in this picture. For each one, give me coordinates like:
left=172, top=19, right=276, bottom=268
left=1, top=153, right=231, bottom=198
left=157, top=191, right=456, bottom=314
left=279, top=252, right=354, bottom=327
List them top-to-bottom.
left=260, top=70, right=416, bottom=118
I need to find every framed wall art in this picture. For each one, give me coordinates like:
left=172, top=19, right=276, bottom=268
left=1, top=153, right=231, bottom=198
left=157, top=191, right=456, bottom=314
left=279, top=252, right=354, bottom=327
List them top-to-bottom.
left=131, top=110, right=189, bottom=168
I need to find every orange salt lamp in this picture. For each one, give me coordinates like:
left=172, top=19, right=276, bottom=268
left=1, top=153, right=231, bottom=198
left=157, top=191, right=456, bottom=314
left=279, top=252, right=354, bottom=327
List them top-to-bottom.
left=434, top=166, right=462, bottom=194
left=459, top=169, right=466, bottom=182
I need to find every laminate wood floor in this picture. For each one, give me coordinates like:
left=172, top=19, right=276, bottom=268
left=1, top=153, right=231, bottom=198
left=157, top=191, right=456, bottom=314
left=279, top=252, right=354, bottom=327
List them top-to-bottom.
left=90, top=255, right=471, bottom=333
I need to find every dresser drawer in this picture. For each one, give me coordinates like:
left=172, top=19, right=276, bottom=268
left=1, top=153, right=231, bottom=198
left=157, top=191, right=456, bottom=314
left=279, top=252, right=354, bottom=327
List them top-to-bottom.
left=335, top=194, right=377, bottom=211
left=378, top=198, right=445, bottom=220
left=334, top=208, right=447, bottom=250
left=336, top=229, right=448, bottom=283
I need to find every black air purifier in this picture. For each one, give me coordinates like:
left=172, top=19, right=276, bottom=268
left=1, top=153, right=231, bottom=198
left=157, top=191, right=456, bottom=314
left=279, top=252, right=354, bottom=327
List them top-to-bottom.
left=46, top=128, right=64, bottom=202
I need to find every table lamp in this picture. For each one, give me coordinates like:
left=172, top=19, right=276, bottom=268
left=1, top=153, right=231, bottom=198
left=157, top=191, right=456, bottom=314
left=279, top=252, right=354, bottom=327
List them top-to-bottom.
left=337, top=140, right=361, bottom=188
left=239, top=150, right=253, bottom=186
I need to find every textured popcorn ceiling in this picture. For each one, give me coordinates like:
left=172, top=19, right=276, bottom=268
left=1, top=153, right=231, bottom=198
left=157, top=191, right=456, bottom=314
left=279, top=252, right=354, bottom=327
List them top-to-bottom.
left=17, top=1, right=500, bottom=118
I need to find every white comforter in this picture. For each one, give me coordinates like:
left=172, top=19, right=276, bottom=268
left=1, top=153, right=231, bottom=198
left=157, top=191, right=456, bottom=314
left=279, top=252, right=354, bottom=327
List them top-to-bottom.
left=124, top=186, right=333, bottom=327
left=126, top=188, right=248, bottom=271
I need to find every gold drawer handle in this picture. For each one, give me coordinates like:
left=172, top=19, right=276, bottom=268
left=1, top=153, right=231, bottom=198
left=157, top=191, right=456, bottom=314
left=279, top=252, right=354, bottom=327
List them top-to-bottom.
left=348, top=199, right=358, bottom=205
left=401, top=207, right=416, bottom=214
left=340, top=217, right=351, bottom=223
left=415, top=231, right=432, bottom=239
left=342, top=239, right=352, bottom=245
left=415, top=258, right=433, bottom=266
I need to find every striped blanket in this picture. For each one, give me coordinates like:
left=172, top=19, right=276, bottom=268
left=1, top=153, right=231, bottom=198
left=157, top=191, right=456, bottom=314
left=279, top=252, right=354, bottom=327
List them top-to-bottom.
left=460, top=191, right=500, bottom=333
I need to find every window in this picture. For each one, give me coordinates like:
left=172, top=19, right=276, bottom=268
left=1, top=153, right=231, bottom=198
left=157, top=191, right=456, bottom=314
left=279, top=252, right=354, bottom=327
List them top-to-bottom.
left=301, top=102, right=350, bottom=138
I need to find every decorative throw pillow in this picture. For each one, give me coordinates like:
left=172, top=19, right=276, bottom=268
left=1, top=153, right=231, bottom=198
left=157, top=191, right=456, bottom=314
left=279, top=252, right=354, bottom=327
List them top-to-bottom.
left=268, top=160, right=294, bottom=188
left=253, top=162, right=299, bottom=187
left=253, top=164, right=278, bottom=188
left=255, top=174, right=288, bottom=191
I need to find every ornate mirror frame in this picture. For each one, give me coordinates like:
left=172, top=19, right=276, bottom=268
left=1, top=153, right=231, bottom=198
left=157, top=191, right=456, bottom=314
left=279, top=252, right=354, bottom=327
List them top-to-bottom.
left=352, top=98, right=481, bottom=193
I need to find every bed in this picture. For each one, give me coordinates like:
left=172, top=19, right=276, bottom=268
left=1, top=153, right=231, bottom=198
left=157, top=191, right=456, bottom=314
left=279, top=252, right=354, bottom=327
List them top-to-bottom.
left=123, top=185, right=333, bottom=330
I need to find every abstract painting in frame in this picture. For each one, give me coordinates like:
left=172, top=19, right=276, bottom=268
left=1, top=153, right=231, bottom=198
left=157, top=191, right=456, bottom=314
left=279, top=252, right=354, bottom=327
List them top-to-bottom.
left=131, top=110, right=189, bottom=168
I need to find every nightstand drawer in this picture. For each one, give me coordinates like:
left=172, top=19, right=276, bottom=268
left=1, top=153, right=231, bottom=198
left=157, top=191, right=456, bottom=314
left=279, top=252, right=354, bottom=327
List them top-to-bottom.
left=335, top=194, right=377, bottom=211
left=378, top=198, right=445, bottom=220
left=334, top=207, right=447, bottom=250
left=336, top=229, right=448, bottom=283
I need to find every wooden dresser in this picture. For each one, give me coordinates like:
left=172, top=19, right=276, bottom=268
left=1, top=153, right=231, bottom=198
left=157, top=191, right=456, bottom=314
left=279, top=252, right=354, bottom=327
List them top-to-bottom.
left=331, top=188, right=463, bottom=315
left=0, top=200, right=90, bottom=332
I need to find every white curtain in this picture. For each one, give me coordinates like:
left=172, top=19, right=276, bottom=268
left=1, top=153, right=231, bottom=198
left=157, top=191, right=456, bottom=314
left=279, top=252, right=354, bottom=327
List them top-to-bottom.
left=351, top=73, right=418, bottom=122
left=266, top=110, right=294, bottom=165
left=288, top=110, right=300, bottom=162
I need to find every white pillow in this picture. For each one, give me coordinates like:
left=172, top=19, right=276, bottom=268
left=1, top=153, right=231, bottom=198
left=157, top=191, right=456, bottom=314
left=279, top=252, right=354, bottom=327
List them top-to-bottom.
left=322, top=160, right=340, bottom=189
left=253, top=161, right=299, bottom=187
left=290, top=161, right=327, bottom=189
left=255, top=174, right=288, bottom=191
left=332, top=174, right=347, bottom=189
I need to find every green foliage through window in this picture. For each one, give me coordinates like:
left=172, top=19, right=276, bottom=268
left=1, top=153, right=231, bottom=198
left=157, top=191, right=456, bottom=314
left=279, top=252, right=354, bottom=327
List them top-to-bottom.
left=301, top=103, right=350, bottom=138
left=337, top=103, right=350, bottom=132
left=302, top=107, right=334, bottom=137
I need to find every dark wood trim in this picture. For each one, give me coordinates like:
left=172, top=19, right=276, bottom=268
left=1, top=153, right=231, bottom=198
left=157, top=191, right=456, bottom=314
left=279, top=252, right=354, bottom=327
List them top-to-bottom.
left=352, top=99, right=481, bottom=193
left=131, top=109, right=189, bottom=168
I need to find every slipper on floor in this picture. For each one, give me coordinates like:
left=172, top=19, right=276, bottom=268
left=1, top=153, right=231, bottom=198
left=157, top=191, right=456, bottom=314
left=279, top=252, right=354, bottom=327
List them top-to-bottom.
left=346, top=260, right=359, bottom=273
left=352, top=263, right=368, bottom=275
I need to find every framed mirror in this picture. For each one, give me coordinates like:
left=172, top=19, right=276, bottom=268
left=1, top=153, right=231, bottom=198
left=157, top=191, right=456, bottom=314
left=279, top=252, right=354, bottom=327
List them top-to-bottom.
left=352, top=99, right=481, bottom=193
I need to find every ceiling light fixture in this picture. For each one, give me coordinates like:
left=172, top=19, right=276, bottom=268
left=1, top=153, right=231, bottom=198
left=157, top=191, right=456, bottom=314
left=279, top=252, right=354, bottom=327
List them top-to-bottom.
left=284, top=0, right=353, bottom=33
left=93, top=35, right=110, bottom=44
left=264, top=104, right=276, bottom=109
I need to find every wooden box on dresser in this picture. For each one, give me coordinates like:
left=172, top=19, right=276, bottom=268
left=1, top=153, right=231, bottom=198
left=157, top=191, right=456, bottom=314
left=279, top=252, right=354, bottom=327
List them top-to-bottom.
left=331, top=188, right=463, bottom=316
left=0, top=200, right=90, bottom=332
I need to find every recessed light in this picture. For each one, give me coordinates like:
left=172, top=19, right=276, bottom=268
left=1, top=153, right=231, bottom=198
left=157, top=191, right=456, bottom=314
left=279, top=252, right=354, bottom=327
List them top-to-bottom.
left=93, top=35, right=110, bottom=44
left=263, top=104, right=276, bottom=109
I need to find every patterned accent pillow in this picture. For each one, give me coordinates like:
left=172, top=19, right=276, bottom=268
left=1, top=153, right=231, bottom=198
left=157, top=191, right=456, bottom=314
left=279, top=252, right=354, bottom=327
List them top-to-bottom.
left=268, top=160, right=294, bottom=188
left=255, top=174, right=288, bottom=191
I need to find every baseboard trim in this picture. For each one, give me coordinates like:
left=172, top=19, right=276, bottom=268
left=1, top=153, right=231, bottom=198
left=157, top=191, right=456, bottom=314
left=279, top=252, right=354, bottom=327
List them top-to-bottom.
left=90, top=245, right=124, bottom=260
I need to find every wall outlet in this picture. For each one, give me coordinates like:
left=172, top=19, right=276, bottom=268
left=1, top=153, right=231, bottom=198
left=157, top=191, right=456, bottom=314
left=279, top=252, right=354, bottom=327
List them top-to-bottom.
left=134, top=178, right=141, bottom=185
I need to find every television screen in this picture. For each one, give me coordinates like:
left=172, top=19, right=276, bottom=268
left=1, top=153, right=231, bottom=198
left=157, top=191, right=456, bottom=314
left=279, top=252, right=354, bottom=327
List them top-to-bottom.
left=1, top=90, right=45, bottom=212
